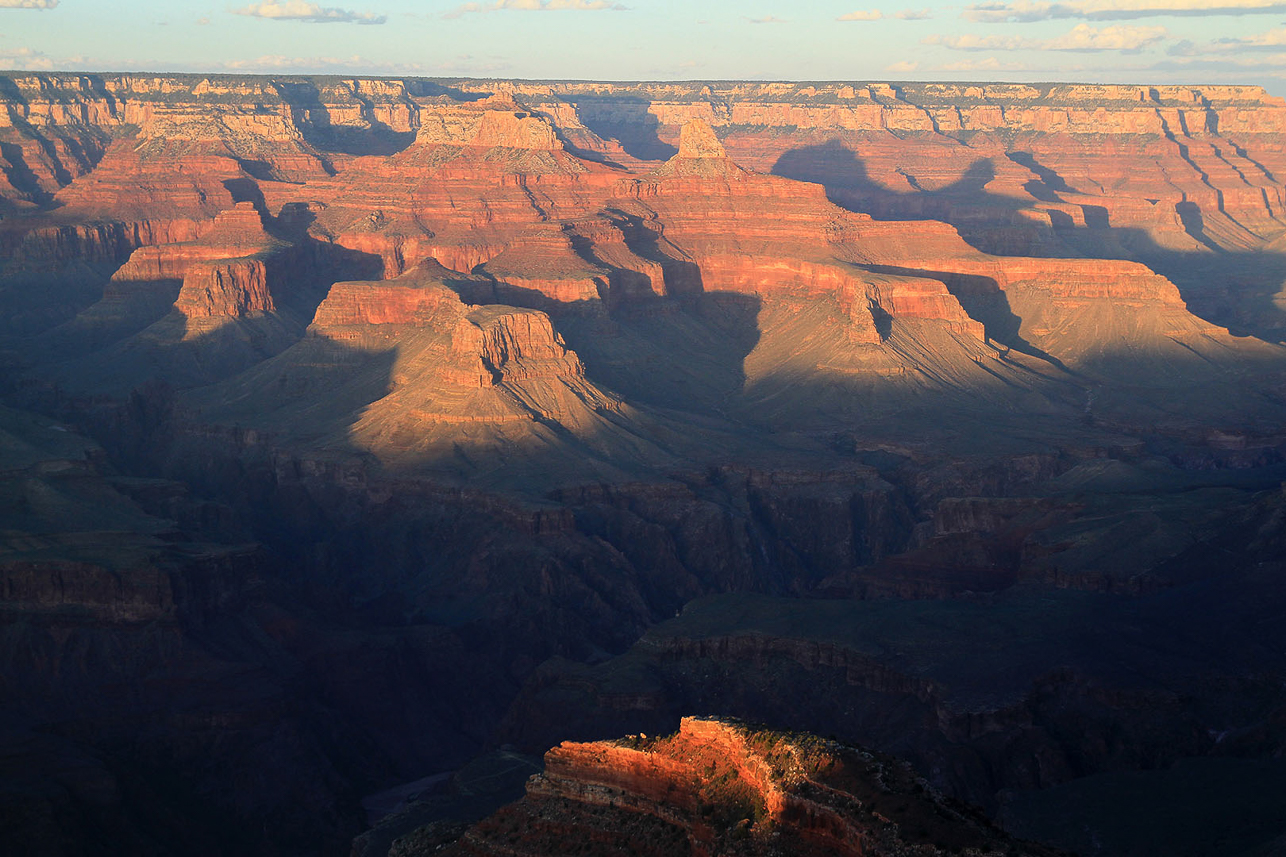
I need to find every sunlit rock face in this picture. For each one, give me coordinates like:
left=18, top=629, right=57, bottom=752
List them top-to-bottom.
left=3, top=74, right=1286, bottom=857
left=434, top=717, right=1061, bottom=857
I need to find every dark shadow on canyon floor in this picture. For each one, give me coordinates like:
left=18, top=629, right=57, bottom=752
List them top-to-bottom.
left=274, top=80, right=417, bottom=158
left=572, top=98, right=679, bottom=162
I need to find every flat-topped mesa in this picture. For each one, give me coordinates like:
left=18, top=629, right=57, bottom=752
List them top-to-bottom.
left=412, top=103, right=564, bottom=151
left=126, top=105, right=330, bottom=183
left=136, top=106, right=302, bottom=146
left=473, top=109, right=561, bottom=150
left=47, top=142, right=244, bottom=224
left=198, top=201, right=271, bottom=248
left=100, top=202, right=288, bottom=324
left=109, top=202, right=272, bottom=283
left=171, top=208, right=283, bottom=322
left=839, top=216, right=1193, bottom=307
left=479, top=223, right=610, bottom=303
left=689, top=254, right=981, bottom=342
left=990, top=257, right=1188, bottom=304
left=175, top=260, right=274, bottom=319
left=310, top=262, right=483, bottom=328
left=303, top=268, right=612, bottom=431
left=334, top=302, right=624, bottom=448
left=470, top=306, right=586, bottom=385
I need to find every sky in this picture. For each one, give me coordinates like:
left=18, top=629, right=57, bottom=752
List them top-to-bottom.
left=5, top=0, right=1286, bottom=95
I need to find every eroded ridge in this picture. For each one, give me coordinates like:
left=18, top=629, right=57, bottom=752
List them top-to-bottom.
left=438, top=717, right=1062, bottom=857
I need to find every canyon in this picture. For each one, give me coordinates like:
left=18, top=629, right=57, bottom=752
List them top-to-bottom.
left=1, top=73, right=1285, bottom=856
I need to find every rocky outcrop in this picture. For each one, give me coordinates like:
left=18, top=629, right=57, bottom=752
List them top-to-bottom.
left=411, top=99, right=563, bottom=151
left=677, top=119, right=726, bottom=160
left=74, top=202, right=282, bottom=331
left=479, top=223, right=609, bottom=303
left=174, top=258, right=274, bottom=318
left=311, top=263, right=464, bottom=327
left=434, top=717, right=1059, bottom=857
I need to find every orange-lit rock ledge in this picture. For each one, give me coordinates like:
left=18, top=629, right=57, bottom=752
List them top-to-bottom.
left=434, top=717, right=1062, bottom=857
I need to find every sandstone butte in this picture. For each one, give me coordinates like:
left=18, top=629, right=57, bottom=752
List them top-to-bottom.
left=418, top=717, right=1062, bottom=857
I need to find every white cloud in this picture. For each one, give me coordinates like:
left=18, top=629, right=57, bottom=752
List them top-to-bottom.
left=0, top=0, right=58, bottom=7
left=444, top=0, right=626, bottom=17
left=964, top=0, right=1286, bottom=22
left=231, top=1, right=386, bottom=24
left=963, top=1, right=1050, bottom=21
left=896, top=8, right=933, bottom=17
left=839, top=9, right=883, bottom=19
left=747, top=14, right=788, bottom=22
left=197, top=16, right=211, bottom=25
left=1046, top=21, right=1167, bottom=46
left=925, top=22, right=1166, bottom=50
left=1169, top=24, right=1286, bottom=52
left=1237, top=24, right=1286, bottom=40
left=925, top=32, right=1034, bottom=48
left=0, top=46, right=52, bottom=68
left=1179, top=49, right=1286, bottom=61
left=1150, top=51, right=1286, bottom=73
left=221, top=52, right=512, bottom=74
left=224, top=54, right=417, bottom=72
left=936, top=56, right=1031, bottom=69
left=886, top=59, right=920, bottom=70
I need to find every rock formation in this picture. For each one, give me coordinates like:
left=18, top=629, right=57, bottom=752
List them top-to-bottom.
left=3, top=73, right=1286, bottom=857
left=429, top=717, right=1060, bottom=857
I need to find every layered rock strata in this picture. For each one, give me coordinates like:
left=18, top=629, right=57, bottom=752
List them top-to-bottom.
left=3, top=73, right=1286, bottom=857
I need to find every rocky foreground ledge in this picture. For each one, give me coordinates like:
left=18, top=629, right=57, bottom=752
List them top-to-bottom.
left=393, top=716, right=1062, bottom=857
